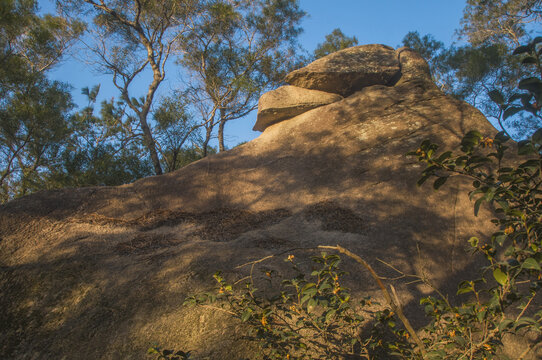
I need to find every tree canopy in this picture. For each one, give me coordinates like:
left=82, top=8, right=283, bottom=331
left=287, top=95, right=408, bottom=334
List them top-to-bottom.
left=0, top=0, right=82, bottom=202
left=402, top=0, right=542, bottom=138
left=313, top=28, right=358, bottom=59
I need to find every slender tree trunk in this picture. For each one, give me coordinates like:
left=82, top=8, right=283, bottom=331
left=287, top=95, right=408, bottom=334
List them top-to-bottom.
left=218, top=108, right=226, bottom=152
left=138, top=113, right=163, bottom=175
left=202, top=126, right=212, bottom=158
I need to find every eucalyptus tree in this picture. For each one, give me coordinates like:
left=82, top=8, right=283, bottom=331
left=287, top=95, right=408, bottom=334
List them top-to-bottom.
left=0, top=0, right=82, bottom=202
left=58, top=0, right=205, bottom=175
left=179, top=0, right=305, bottom=153
left=457, top=0, right=542, bottom=136
left=459, top=0, right=542, bottom=47
left=313, top=28, right=358, bottom=59
left=402, top=31, right=527, bottom=137
left=45, top=84, right=154, bottom=189
left=153, top=93, right=202, bottom=172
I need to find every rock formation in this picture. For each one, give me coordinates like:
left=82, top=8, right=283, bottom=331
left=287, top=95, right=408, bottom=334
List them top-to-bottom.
left=255, top=44, right=430, bottom=132
left=285, top=44, right=400, bottom=96
left=0, top=45, right=535, bottom=359
left=253, top=85, right=342, bottom=132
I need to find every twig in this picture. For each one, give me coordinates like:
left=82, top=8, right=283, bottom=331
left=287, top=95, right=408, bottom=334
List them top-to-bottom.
left=318, top=244, right=427, bottom=357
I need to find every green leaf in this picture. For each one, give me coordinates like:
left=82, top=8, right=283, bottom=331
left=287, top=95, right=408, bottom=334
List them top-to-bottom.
left=513, top=45, right=531, bottom=55
left=522, top=56, right=538, bottom=64
left=518, top=77, right=542, bottom=93
left=488, top=89, right=505, bottom=105
left=509, top=93, right=531, bottom=103
left=503, top=106, right=523, bottom=120
left=532, top=128, right=542, bottom=145
left=518, top=140, right=536, bottom=155
left=436, top=151, right=453, bottom=162
left=519, top=159, right=541, bottom=169
left=417, top=174, right=431, bottom=187
left=433, top=176, right=448, bottom=190
left=474, top=197, right=484, bottom=216
left=494, top=234, right=507, bottom=246
left=468, top=237, right=479, bottom=247
left=522, top=258, right=541, bottom=270
left=493, top=268, right=508, bottom=285
left=457, top=280, right=474, bottom=294
left=300, top=294, right=311, bottom=305
left=307, top=298, right=317, bottom=313
left=241, top=309, right=252, bottom=322
left=325, top=309, right=336, bottom=323
left=499, top=318, right=514, bottom=331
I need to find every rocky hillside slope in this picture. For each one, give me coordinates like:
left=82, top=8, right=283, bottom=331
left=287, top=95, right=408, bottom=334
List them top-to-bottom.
left=0, top=45, right=517, bottom=359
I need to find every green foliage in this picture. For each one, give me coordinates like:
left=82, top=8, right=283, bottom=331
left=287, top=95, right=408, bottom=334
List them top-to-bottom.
left=0, top=0, right=83, bottom=202
left=180, top=0, right=306, bottom=152
left=456, top=0, right=542, bottom=137
left=459, top=0, right=541, bottom=46
left=402, top=1, right=542, bottom=139
left=313, top=28, right=358, bottom=59
left=487, top=37, right=542, bottom=137
left=0, top=75, right=74, bottom=202
left=154, top=94, right=204, bottom=172
left=406, top=125, right=542, bottom=358
left=183, top=253, right=408, bottom=359
left=148, top=346, right=192, bottom=360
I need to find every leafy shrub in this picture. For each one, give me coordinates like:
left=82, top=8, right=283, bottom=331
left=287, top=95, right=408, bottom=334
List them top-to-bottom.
left=184, top=253, right=388, bottom=359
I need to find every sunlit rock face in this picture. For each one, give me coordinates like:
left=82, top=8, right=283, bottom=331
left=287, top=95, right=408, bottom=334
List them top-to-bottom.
left=254, top=44, right=433, bottom=132
left=285, top=44, right=400, bottom=96
left=1, top=45, right=525, bottom=360
left=253, top=85, right=343, bottom=131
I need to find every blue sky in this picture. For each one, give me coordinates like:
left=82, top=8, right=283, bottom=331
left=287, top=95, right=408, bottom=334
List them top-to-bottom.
left=43, top=0, right=468, bottom=148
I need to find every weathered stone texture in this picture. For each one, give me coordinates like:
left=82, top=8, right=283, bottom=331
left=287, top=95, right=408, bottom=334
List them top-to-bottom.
left=285, top=44, right=400, bottom=96
left=1, top=45, right=528, bottom=360
left=396, top=46, right=433, bottom=84
left=253, top=85, right=342, bottom=132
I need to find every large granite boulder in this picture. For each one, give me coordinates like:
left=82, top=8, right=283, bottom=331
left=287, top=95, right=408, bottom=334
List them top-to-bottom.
left=285, top=44, right=400, bottom=96
left=1, top=45, right=534, bottom=359
left=253, top=85, right=342, bottom=132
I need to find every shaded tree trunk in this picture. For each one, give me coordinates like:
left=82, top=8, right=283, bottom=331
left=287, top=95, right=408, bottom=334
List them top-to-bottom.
left=218, top=108, right=226, bottom=152
left=138, top=113, right=163, bottom=175
left=202, top=126, right=212, bottom=157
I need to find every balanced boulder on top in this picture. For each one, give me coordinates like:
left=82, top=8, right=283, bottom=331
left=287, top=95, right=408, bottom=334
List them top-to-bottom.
left=285, top=44, right=400, bottom=96
left=254, top=45, right=432, bottom=132
left=253, top=85, right=343, bottom=132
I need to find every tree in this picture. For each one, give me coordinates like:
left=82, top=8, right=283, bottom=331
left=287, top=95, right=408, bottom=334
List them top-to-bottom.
left=0, top=0, right=82, bottom=202
left=58, top=0, right=204, bottom=175
left=180, top=0, right=305, bottom=153
left=455, top=0, right=542, bottom=137
left=459, top=0, right=542, bottom=47
left=314, top=28, right=358, bottom=59
left=402, top=31, right=533, bottom=137
left=0, top=77, right=74, bottom=202
left=44, top=85, right=154, bottom=188
left=153, top=94, right=203, bottom=172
